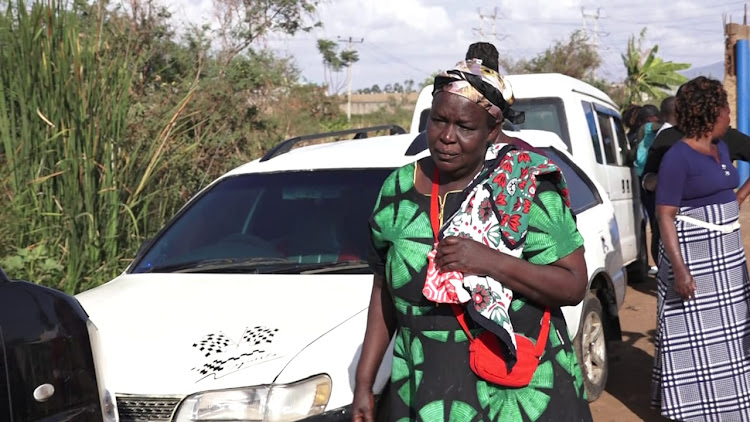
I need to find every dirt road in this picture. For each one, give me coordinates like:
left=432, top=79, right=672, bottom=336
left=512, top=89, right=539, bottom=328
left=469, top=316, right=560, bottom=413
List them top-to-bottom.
left=589, top=205, right=750, bottom=421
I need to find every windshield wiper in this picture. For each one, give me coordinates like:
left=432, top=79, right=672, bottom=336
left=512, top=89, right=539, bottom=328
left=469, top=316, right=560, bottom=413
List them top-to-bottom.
left=143, top=257, right=294, bottom=274
left=297, top=260, right=371, bottom=274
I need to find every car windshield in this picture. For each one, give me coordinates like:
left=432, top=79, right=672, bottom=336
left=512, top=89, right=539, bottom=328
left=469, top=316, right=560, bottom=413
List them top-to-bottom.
left=511, top=98, right=570, bottom=149
left=131, top=169, right=393, bottom=274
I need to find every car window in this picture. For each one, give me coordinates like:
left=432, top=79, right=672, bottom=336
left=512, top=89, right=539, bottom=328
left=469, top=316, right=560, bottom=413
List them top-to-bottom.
left=511, top=98, right=571, bottom=151
left=581, top=101, right=603, bottom=164
left=596, top=112, right=617, bottom=165
left=612, top=117, right=630, bottom=164
left=542, top=148, right=602, bottom=215
left=131, top=170, right=393, bottom=273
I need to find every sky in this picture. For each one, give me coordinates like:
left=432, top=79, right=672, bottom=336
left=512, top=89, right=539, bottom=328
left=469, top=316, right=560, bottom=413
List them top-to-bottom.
left=168, top=0, right=748, bottom=91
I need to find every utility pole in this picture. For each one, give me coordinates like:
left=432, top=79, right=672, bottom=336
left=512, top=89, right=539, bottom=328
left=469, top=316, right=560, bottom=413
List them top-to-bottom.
left=473, top=7, right=507, bottom=43
left=582, top=7, right=601, bottom=78
left=337, top=36, right=364, bottom=123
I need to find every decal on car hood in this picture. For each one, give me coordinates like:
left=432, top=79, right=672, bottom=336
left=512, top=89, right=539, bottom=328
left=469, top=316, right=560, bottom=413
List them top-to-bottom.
left=192, top=326, right=280, bottom=382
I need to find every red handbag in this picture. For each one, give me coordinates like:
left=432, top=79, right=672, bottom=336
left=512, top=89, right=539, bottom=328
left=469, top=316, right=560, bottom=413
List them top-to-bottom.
left=428, top=166, right=551, bottom=388
left=452, top=304, right=550, bottom=388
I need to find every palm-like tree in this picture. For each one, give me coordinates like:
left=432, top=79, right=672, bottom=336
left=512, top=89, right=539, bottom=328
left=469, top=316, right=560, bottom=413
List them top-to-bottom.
left=622, top=29, right=690, bottom=104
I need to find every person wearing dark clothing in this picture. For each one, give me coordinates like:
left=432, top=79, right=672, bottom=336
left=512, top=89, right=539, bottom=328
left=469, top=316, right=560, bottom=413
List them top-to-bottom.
left=622, top=104, right=642, bottom=146
left=642, top=124, right=750, bottom=266
left=643, top=126, right=750, bottom=182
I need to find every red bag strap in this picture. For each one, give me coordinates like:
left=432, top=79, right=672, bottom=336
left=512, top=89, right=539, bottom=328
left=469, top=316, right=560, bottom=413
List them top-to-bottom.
left=428, top=164, right=552, bottom=353
left=430, top=166, right=440, bottom=243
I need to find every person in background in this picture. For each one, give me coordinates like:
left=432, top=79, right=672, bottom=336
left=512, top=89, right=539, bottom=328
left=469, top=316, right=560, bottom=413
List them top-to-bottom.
left=352, top=59, right=591, bottom=422
left=651, top=76, right=750, bottom=420
left=656, top=96, right=676, bottom=136
left=633, top=101, right=670, bottom=276
left=622, top=104, right=643, bottom=147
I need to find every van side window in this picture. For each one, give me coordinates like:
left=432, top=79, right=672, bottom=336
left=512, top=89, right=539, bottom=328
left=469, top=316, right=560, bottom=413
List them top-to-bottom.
left=581, top=101, right=603, bottom=164
left=596, top=112, right=617, bottom=165
left=612, top=117, right=630, bottom=164
left=542, top=148, right=601, bottom=215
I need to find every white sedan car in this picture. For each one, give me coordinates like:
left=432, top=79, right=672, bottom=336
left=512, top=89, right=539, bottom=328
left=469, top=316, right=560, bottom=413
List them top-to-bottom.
left=76, top=128, right=625, bottom=422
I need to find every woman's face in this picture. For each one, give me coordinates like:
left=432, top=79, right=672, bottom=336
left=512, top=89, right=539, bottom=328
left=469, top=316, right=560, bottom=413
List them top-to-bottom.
left=427, top=92, right=498, bottom=179
left=712, top=104, right=731, bottom=139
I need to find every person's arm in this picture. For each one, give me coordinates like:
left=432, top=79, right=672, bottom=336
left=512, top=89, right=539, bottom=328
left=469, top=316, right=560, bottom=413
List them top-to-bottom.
left=724, top=127, right=750, bottom=162
left=654, top=145, right=694, bottom=300
left=737, top=178, right=750, bottom=207
left=434, top=183, right=587, bottom=307
left=656, top=205, right=695, bottom=299
left=435, top=240, right=586, bottom=307
left=352, top=274, right=396, bottom=422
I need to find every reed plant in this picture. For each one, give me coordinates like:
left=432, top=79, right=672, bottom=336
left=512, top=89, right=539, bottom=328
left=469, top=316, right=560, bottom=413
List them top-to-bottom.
left=0, top=0, right=201, bottom=292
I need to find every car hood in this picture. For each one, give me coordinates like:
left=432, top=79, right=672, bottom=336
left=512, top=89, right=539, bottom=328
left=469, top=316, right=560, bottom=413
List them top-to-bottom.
left=75, top=273, right=372, bottom=395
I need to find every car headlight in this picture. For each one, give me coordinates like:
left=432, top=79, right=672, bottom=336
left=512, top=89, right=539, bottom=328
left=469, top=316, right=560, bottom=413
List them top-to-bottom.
left=86, top=319, right=119, bottom=422
left=173, top=374, right=332, bottom=422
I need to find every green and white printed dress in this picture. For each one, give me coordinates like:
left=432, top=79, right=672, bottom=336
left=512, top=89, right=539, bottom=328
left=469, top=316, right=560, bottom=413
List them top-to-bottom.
left=368, top=158, right=593, bottom=422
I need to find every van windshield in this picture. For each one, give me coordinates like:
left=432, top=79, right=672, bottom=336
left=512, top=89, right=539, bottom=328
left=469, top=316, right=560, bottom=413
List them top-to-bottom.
left=511, top=98, right=570, bottom=150
left=131, top=169, right=393, bottom=274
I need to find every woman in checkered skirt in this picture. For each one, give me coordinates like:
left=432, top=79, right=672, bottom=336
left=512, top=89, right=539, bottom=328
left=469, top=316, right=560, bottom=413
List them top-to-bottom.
left=653, top=76, right=750, bottom=421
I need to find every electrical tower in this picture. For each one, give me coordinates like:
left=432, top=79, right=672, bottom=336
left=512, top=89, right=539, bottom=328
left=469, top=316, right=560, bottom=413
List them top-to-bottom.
left=473, top=7, right=507, bottom=43
left=582, top=7, right=602, bottom=78
left=337, top=36, right=364, bottom=122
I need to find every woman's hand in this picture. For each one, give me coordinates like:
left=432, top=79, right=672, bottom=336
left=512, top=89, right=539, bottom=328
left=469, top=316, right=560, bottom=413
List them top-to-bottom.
left=434, top=236, right=494, bottom=274
left=673, top=268, right=696, bottom=300
left=351, top=386, right=375, bottom=422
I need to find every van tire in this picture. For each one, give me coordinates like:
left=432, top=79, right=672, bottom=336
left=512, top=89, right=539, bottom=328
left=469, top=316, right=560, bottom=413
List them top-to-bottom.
left=627, top=225, right=649, bottom=284
left=574, top=292, right=608, bottom=402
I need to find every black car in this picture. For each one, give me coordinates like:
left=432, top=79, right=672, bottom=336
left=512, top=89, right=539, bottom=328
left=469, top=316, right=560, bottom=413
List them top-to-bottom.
left=0, top=267, right=115, bottom=421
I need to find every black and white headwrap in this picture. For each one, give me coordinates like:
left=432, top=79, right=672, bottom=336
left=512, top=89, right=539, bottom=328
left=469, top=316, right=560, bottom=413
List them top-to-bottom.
left=433, top=59, right=525, bottom=124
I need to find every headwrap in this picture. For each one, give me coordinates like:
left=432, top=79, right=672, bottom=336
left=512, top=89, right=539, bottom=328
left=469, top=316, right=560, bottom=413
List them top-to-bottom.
left=433, top=59, right=525, bottom=124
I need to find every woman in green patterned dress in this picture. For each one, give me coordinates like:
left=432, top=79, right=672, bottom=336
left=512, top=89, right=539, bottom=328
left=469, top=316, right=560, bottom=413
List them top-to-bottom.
left=352, top=60, right=593, bottom=422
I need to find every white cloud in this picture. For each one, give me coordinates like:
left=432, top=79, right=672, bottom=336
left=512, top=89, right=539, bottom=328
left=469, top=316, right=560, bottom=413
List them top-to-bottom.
left=167, top=0, right=741, bottom=90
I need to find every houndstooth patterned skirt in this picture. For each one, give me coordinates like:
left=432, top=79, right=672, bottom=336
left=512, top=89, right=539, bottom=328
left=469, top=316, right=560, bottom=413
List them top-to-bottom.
left=652, top=201, right=750, bottom=421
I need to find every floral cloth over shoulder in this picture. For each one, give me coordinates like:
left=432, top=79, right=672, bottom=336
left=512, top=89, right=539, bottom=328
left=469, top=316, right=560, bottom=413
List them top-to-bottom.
left=423, top=144, right=571, bottom=359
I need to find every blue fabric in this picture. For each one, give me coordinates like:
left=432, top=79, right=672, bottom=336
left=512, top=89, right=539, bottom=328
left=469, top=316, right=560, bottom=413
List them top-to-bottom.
left=634, top=122, right=657, bottom=176
left=656, top=140, right=739, bottom=207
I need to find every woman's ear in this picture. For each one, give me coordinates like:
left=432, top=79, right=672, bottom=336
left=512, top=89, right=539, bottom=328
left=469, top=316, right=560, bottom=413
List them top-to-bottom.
left=487, top=116, right=502, bottom=143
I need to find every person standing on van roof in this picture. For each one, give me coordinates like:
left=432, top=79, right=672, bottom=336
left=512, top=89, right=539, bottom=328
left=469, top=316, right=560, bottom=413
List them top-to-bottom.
left=651, top=76, right=750, bottom=420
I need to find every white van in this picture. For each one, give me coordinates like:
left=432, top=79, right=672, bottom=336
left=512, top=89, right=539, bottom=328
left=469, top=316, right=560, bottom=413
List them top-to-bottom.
left=412, top=74, right=648, bottom=281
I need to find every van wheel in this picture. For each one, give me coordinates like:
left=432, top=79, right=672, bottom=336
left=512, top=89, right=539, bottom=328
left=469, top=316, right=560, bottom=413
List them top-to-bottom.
left=627, top=225, right=649, bottom=284
left=574, top=292, right=608, bottom=402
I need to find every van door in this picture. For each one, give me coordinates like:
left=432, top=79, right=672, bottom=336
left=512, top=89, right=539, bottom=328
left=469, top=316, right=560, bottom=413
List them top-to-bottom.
left=581, top=101, right=639, bottom=265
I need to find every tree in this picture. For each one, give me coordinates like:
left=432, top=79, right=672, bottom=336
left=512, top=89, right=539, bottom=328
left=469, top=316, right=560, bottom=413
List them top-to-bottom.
left=212, top=0, right=320, bottom=64
left=622, top=28, right=690, bottom=104
left=501, top=30, right=600, bottom=80
left=316, top=38, right=359, bottom=94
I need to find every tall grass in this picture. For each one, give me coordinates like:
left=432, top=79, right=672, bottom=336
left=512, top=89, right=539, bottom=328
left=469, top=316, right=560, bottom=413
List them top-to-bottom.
left=0, top=0, right=200, bottom=292
left=0, top=0, right=410, bottom=293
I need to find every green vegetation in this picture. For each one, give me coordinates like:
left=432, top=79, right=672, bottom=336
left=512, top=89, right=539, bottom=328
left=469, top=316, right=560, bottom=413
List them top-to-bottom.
left=0, top=0, right=401, bottom=292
